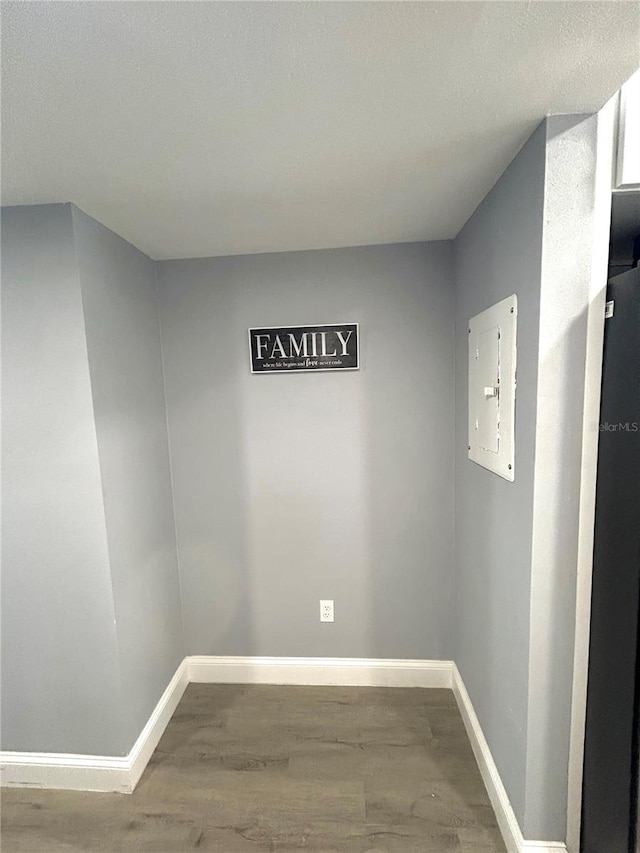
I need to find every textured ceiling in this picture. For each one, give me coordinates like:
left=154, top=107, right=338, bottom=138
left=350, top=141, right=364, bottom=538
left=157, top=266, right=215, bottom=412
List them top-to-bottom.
left=2, top=1, right=640, bottom=260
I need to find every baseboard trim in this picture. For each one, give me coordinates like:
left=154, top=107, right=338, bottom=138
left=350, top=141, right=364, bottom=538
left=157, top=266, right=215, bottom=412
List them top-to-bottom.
left=0, top=655, right=568, bottom=853
left=186, top=655, right=454, bottom=688
left=0, top=657, right=449, bottom=793
left=127, top=658, right=189, bottom=790
left=0, top=659, right=188, bottom=794
left=452, top=664, right=567, bottom=853
left=0, top=752, right=131, bottom=794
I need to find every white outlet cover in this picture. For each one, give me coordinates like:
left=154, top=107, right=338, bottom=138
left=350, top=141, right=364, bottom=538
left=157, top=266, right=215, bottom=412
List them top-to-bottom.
left=320, top=600, right=334, bottom=622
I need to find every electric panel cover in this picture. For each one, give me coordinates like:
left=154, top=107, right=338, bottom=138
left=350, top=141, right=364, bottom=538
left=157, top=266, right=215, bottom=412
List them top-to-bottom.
left=468, top=295, right=517, bottom=481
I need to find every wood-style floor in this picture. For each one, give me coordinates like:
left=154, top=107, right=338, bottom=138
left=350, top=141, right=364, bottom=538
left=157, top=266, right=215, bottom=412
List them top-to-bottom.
left=2, top=684, right=506, bottom=852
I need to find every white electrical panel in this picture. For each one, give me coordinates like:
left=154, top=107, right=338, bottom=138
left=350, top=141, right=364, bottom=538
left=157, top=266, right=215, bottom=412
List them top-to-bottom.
left=468, top=294, right=517, bottom=481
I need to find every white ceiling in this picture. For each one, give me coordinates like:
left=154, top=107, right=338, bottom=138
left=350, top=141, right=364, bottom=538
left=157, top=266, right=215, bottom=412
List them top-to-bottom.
left=2, top=1, right=639, bottom=260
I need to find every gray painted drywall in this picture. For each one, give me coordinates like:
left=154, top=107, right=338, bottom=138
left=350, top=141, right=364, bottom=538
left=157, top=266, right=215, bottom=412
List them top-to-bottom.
left=525, top=113, right=602, bottom=841
left=454, top=114, right=606, bottom=842
left=453, top=122, right=546, bottom=826
left=1, top=204, right=125, bottom=755
left=71, top=206, right=184, bottom=750
left=156, top=242, right=455, bottom=658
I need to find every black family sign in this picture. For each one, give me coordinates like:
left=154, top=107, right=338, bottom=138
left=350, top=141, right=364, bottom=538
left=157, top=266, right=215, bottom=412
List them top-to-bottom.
left=248, top=323, right=359, bottom=373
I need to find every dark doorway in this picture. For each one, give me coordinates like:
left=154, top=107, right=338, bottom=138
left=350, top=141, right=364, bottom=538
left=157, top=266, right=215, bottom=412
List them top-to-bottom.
left=581, top=260, right=640, bottom=853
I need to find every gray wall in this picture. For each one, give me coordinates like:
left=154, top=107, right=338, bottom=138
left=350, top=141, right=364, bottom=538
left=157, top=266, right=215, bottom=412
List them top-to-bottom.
left=525, top=113, right=603, bottom=841
left=454, top=114, right=605, bottom=842
left=453, top=122, right=546, bottom=825
left=1, top=204, right=125, bottom=755
left=71, top=206, right=184, bottom=750
left=157, top=242, right=455, bottom=658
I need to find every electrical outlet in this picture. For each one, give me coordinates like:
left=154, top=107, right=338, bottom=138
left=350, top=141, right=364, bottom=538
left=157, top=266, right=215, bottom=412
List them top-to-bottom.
left=320, top=600, right=334, bottom=622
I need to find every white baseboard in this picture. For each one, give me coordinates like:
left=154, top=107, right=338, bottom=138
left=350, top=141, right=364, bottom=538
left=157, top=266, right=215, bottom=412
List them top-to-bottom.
left=0, top=655, right=568, bottom=853
left=186, top=655, right=454, bottom=688
left=0, top=657, right=449, bottom=794
left=127, top=658, right=189, bottom=790
left=0, top=659, right=188, bottom=794
left=452, top=664, right=567, bottom=853
left=0, top=752, right=132, bottom=794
